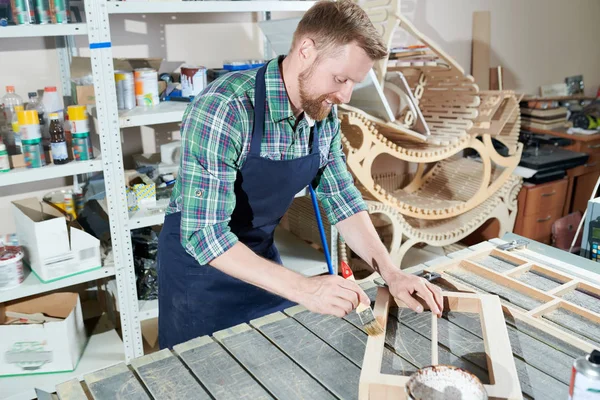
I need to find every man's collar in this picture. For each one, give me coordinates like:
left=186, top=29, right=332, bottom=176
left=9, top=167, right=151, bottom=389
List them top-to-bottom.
left=265, top=55, right=295, bottom=123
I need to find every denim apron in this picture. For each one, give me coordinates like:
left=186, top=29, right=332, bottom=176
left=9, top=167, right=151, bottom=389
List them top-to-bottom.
left=157, top=60, right=322, bottom=349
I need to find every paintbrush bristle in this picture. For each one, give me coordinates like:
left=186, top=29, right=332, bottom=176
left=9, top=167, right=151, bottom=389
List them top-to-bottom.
left=357, top=305, right=384, bottom=336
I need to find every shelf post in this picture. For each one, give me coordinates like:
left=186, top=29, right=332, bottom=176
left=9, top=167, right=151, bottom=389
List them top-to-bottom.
left=84, top=0, right=144, bottom=362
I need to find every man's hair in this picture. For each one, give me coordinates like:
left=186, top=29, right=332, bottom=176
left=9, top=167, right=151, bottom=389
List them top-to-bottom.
left=291, top=0, right=388, bottom=61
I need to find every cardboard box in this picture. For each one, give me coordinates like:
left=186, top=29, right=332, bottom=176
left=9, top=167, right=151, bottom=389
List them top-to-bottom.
left=70, top=56, right=164, bottom=106
left=125, top=171, right=156, bottom=212
left=11, top=198, right=102, bottom=282
left=0, top=292, right=86, bottom=377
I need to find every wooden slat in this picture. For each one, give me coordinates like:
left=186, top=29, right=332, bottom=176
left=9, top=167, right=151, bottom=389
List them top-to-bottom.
left=471, top=11, right=491, bottom=90
left=285, top=305, right=418, bottom=376
left=251, top=312, right=361, bottom=400
left=214, top=323, right=336, bottom=400
left=173, top=336, right=273, bottom=400
left=130, top=349, right=211, bottom=400
left=84, top=363, right=150, bottom=400
left=55, top=379, right=88, bottom=400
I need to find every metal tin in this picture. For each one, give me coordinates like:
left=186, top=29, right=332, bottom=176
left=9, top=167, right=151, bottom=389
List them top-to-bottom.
left=15, top=0, right=35, bottom=25
left=35, top=0, right=50, bottom=24
left=51, top=0, right=68, bottom=24
left=180, top=65, right=207, bottom=97
left=134, top=68, right=159, bottom=107
left=115, top=70, right=135, bottom=110
left=67, top=105, right=89, bottom=134
left=72, top=132, right=93, bottom=161
left=23, top=138, right=46, bottom=168
left=64, top=192, right=76, bottom=219
left=0, top=246, right=25, bottom=291
left=569, top=350, right=600, bottom=399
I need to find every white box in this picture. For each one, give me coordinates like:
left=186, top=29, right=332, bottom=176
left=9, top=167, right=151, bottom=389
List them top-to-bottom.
left=11, top=198, right=102, bottom=283
left=0, top=292, right=87, bottom=377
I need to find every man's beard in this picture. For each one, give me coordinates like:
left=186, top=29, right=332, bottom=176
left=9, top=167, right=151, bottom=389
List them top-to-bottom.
left=298, top=66, right=339, bottom=121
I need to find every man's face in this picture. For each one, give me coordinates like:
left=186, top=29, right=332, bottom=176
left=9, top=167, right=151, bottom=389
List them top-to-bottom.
left=298, top=42, right=374, bottom=121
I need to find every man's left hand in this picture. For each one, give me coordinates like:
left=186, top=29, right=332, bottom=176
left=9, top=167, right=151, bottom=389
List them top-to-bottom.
left=383, top=269, right=443, bottom=317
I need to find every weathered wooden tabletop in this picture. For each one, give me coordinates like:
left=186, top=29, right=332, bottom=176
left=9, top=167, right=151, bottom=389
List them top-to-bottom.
left=54, top=240, right=599, bottom=400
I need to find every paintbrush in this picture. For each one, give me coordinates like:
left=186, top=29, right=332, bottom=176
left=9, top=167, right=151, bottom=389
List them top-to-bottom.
left=340, top=261, right=384, bottom=336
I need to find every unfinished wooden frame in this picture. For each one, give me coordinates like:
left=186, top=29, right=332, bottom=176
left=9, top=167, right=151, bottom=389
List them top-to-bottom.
left=423, top=247, right=600, bottom=353
left=359, top=287, right=522, bottom=399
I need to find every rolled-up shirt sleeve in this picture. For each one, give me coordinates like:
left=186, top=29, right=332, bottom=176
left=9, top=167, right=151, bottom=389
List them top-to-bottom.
left=179, top=94, right=242, bottom=266
left=315, top=119, right=368, bottom=225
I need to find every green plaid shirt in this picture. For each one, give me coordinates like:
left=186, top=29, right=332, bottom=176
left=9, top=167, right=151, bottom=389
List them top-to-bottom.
left=167, top=56, right=367, bottom=265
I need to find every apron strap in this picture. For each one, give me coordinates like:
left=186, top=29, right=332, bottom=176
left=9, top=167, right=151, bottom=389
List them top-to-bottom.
left=249, top=62, right=269, bottom=156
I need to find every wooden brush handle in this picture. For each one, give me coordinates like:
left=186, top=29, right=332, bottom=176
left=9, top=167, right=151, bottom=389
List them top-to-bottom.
left=341, top=261, right=370, bottom=312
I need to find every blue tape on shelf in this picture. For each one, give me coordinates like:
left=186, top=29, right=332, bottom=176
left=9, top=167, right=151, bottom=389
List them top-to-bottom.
left=89, top=42, right=111, bottom=49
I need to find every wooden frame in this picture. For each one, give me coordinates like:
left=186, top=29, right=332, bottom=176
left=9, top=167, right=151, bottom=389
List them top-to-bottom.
left=423, top=247, right=600, bottom=353
left=359, top=287, right=522, bottom=400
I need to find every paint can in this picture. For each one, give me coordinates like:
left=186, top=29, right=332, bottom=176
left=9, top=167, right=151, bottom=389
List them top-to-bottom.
left=14, top=0, right=35, bottom=25
left=35, top=0, right=50, bottom=24
left=50, top=0, right=68, bottom=24
left=180, top=65, right=207, bottom=97
left=134, top=68, right=159, bottom=107
left=115, top=70, right=135, bottom=110
left=67, top=105, right=89, bottom=135
left=17, top=110, right=41, bottom=142
left=72, top=132, right=93, bottom=161
left=23, top=138, right=46, bottom=168
left=63, top=192, right=76, bottom=219
left=0, top=246, right=25, bottom=291
left=569, top=349, right=600, bottom=399
left=405, top=365, right=488, bottom=400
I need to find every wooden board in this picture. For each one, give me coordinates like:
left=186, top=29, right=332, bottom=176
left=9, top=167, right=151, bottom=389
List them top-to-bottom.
left=471, top=11, right=491, bottom=90
left=214, top=323, right=336, bottom=400
left=173, top=336, right=273, bottom=400
left=130, top=349, right=211, bottom=400
left=84, top=363, right=150, bottom=400
left=55, top=379, right=88, bottom=400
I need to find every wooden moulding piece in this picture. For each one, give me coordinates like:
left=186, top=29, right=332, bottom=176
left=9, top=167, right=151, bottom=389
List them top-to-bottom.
left=359, top=287, right=522, bottom=400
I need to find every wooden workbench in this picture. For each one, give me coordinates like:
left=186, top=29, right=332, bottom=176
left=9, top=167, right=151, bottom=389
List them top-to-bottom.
left=52, top=239, right=599, bottom=400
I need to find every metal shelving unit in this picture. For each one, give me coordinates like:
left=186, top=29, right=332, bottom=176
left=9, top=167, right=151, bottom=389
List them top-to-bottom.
left=107, top=0, right=316, bottom=14
left=0, top=23, right=88, bottom=38
left=0, top=157, right=103, bottom=187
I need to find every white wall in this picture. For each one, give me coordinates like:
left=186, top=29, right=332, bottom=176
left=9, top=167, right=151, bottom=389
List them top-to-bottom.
left=0, top=1, right=598, bottom=203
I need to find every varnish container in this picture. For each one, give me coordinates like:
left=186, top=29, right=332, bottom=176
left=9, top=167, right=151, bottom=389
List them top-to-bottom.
left=0, top=246, right=25, bottom=291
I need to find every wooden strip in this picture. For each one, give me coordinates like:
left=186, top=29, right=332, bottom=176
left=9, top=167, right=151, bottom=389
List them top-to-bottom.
left=471, top=11, right=491, bottom=90
left=489, top=249, right=530, bottom=266
left=473, top=254, right=521, bottom=273
left=505, top=263, right=534, bottom=277
left=515, top=270, right=564, bottom=292
left=548, top=280, right=580, bottom=296
left=562, top=286, right=600, bottom=314
left=528, top=298, right=562, bottom=317
left=285, top=305, right=418, bottom=376
left=543, top=306, right=600, bottom=344
left=445, top=311, right=574, bottom=385
left=251, top=312, right=361, bottom=400
left=431, top=312, right=438, bottom=365
left=214, top=323, right=336, bottom=400
left=173, top=336, right=273, bottom=400
left=130, top=349, right=211, bottom=400
left=84, top=363, right=150, bottom=400
left=55, top=379, right=88, bottom=400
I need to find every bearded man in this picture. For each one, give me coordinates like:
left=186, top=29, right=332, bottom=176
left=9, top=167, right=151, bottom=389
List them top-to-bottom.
left=157, top=0, right=442, bottom=349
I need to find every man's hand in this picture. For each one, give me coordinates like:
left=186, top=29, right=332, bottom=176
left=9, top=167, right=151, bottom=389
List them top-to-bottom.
left=384, top=269, right=443, bottom=317
left=296, top=275, right=371, bottom=318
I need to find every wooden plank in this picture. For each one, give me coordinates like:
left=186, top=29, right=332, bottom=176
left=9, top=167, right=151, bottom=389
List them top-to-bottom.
left=471, top=11, right=491, bottom=90
left=472, top=254, right=520, bottom=273
left=515, top=270, right=564, bottom=292
left=562, top=286, right=600, bottom=314
left=285, top=305, right=418, bottom=376
left=543, top=307, right=600, bottom=344
left=445, top=311, right=574, bottom=385
left=251, top=312, right=361, bottom=400
left=214, top=323, right=336, bottom=400
left=173, top=336, right=273, bottom=400
left=130, top=349, right=211, bottom=400
left=83, top=363, right=150, bottom=400
left=55, top=379, right=88, bottom=400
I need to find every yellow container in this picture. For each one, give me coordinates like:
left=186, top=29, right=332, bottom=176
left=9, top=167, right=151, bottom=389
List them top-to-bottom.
left=11, top=105, right=24, bottom=133
left=67, top=105, right=87, bottom=121
left=17, top=110, right=39, bottom=126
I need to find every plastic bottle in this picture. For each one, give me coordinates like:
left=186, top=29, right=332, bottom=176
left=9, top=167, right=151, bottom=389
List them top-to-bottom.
left=41, top=86, right=64, bottom=125
left=26, top=92, right=47, bottom=144
left=10, top=104, right=24, bottom=153
left=49, top=113, right=69, bottom=165
left=0, top=143, right=9, bottom=173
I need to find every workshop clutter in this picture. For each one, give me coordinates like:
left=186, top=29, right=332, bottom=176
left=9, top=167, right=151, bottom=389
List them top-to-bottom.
left=0, top=85, right=94, bottom=170
left=11, top=196, right=102, bottom=282
left=132, top=227, right=158, bottom=302
left=0, top=292, right=86, bottom=377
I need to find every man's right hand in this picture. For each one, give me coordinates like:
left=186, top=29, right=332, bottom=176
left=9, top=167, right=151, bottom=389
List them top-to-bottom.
left=296, top=275, right=371, bottom=318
